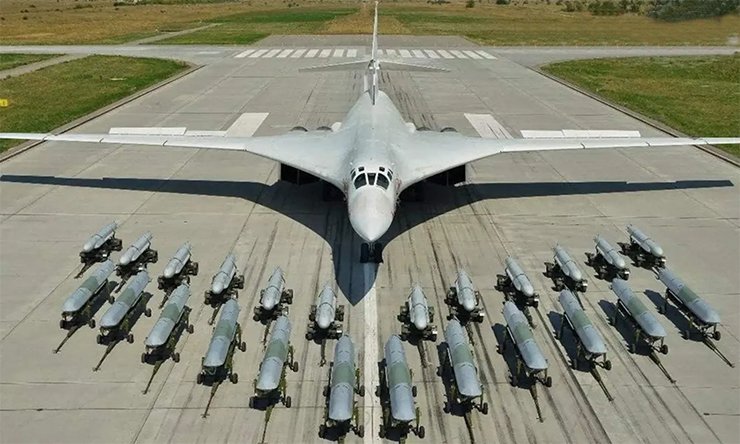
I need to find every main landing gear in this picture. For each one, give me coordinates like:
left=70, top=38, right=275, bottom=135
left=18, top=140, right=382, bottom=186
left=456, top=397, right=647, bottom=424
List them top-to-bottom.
left=360, top=242, right=383, bottom=264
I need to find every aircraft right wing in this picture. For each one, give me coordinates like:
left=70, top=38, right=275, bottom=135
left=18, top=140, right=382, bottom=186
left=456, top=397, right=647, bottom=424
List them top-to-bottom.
left=395, top=131, right=739, bottom=190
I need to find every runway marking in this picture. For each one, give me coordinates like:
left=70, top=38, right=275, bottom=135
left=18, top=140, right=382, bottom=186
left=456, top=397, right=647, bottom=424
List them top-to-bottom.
left=347, top=48, right=358, bottom=58
left=234, top=49, right=255, bottom=58
left=248, top=49, right=268, bottom=58
left=263, top=49, right=281, bottom=58
left=276, top=49, right=293, bottom=58
left=290, top=49, right=306, bottom=58
left=305, top=49, right=319, bottom=58
left=319, top=49, right=332, bottom=58
left=333, top=49, right=345, bottom=57
left=385, top=49, right=397, bottom=57
left=399, top=49, right=412, bottom=58
left=412, top=49, right=426, bottom=58
left=424, top=49, right=440, bottom=59
left=437, top=49, right=454, bottom=59
left=449, top=50, right=468, bottom=59
left=463, top=50, right=482, bottom=59
left=476, top=50, right=497, bottom=59
left=225, top=112, right=269, bottom=137
left=464, top=113, right=513, bottom=139
left=109, top=127, right=186, bottom=135
left=363, top=263, right=381, bottom=444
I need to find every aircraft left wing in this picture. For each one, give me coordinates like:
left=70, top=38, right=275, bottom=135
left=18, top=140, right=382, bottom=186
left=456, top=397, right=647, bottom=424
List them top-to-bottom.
left=0, top=131, right=349, bottom=188
left=395, top=131, right=740, bottom=190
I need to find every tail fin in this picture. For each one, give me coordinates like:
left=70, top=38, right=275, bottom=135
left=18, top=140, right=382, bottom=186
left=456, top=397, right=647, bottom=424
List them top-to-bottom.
left=371, top=1, right=379, bottom=62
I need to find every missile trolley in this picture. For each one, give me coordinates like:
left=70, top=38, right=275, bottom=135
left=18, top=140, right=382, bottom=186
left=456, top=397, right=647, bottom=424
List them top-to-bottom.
left=77, top=222, right=122, bottom=278
left=619, top=224, right=666, bottom=268
left=115, top=232, right=158, bottom=291
left=586, top=235, right=630, bottom=280
left=157, top=242, right=198, bottom=307
left=545, top=245, right=588, bottom=293
left=204, top=254, right=244, bottom=325
left=496, top=257, right=539, bottom=326
left=55, top=260, right=116, bottom=353
left=254, top=267, right=293, bottom=323
left=446, top=269, right=485, bottom=324
left=94, top=270, right=152, bottom=371
left=141, top=283, right=195, bottom=394
left=307, top=284, right=344, bottom=366
left=398, top=285, right=437, bottom=341
left=556, top=290, right=611, bottom=371
left=198, top=298, right=247, bottom=417
left=249, top=315, right=299, bottom=409
left=439, top=319, right=488, bottom=416
left=319, top=335, right=365, bottom=441
left=377, top=335, right=425, bottom=442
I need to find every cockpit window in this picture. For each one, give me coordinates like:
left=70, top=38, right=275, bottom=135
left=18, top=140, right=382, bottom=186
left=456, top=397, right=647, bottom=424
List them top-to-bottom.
left=358, top=166, right=364, bottom=172
left=379, top=166, right=385, bottom=172
left=351, top=170, right=357, bottom=179
left=387, top=170, right=393, bottom=180
left=367, top=173, right=377, bottom=185
left=354, top=174, right=367, bottom=188
left=376, top=174, right=389, bottom=189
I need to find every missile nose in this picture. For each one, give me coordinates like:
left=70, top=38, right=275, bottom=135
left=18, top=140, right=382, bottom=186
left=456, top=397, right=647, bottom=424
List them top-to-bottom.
left=82, top=241, right=95, bottom=253
left=651, top=244, right=664, bottom=257
left=119, top=253, right=131, bottom=266
left=614, top=256, right=626, bottom=269
left=163, top=267, right=176, bottom=279
left=570, top=267, right=582, bottom=282
left=212, top=282, right=224, bottom=294
left=522, top=282, right=535, bottom=298
left=462, top=297, right=476, bottom=312
left=317, top=315, right=332, bottom=330
left=414, top=317, right=427, bottom=331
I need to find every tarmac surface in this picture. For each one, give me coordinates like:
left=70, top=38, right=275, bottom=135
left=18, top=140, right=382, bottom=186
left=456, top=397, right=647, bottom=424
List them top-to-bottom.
left=1, top=36, right=739, bottom=444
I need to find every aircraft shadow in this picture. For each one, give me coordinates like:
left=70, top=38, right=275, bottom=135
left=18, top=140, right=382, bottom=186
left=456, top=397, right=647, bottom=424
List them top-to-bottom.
left=1, top=174, right=733, bottom=304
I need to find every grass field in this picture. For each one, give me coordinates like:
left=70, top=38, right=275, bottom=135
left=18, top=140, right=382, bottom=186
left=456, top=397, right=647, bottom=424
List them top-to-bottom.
left=1, top=0, right=738, bottom=46
left=0, top=54, right=60, bottom=71
left=0, top=55, right=186, bottom=153
left=543, top=55, right=740, bottom=157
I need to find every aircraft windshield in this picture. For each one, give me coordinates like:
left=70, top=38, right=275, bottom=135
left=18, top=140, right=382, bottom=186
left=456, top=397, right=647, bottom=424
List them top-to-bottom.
left=367, top=173, right=377, bottom=185
left=354, top=174, right=367, bottom=188
left=376, top=174, right=389, bottom=189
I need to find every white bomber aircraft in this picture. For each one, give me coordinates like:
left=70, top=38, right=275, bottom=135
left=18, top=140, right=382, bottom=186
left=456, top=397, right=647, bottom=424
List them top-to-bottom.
left=2, top=3, right=738, bottom=263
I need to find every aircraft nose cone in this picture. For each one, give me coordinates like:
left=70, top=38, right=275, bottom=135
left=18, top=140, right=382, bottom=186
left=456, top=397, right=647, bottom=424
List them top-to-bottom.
left=349, top=189, right=393, bottom=242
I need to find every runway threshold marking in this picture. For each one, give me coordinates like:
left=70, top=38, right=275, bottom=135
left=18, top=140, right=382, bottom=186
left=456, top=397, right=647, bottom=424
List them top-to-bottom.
left=233, top=48, right=498, bottom=60
left=235, top=49, right=255, bottom=58
left=248, top=49, right=269, bottom=58
left=277, top=49, right=293, bottom=58
left=290, top=49, right=306, bottom=58
left=305, top=49, right=319, bottom=58
left=319, top=49, right=332, bottom=58
left=333, top=49, right=345, bottom=57
left=347, top=49, right=358, bottom=58
left=385, top=49, right=397, bottom=57
left=399, top=49, right=412, bottom=58
left=412, top=49, right=426, bottom=58
left=424, top=49, right=440, bottom=59
left=437, top=49, right=455, bottom=59
left=463, top=50, right=483, bottom=59
left=225, top=112, right=269, bottom=137
left=464, top=113, right=513, bottom=139
left=363, top=263, right=381, bottom=444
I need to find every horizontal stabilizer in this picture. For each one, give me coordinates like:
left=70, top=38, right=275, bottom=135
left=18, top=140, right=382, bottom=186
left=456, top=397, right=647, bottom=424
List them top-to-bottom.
left=299, top=59, right=371, bottom=73
left=379, top=59, right=448, bottom=72
left=520, top=130, right=642, bottom=139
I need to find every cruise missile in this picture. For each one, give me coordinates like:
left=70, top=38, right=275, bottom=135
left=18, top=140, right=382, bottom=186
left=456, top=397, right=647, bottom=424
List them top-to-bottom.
left=77, top=222, right=122, bottom=277
left=621, top=224, right=666, bottom=268
left=115, top=232, right=157, bottom=290
left=119, top=232, right=155, bottom=266
left=586, top=235, right=630, bottom=280
left=157, top=243, right=198, bottom=302
left=546, top=245, right=588, bottom=292
left=204, top=254, right=244, bottom=324
left=496, top=256, right=539, bottom=308
left=54, top=260, right=117, bottom=353
left=254, top=267, right=293, bottom=322
left=656, top=268, right=721, bottom=340
left=445, top=269, right=484, bottom=323
left=97, top=270, right=152, bottom=345
left=609, top=279, right=668, bottom=355
left=143, top=283, right=195, bottom=364
left=307, top=284, right=344, bottom=340
left=398, top=285, right=437, bottom=341
left=557, top=289, right=611, bottom=370
left=198, top=298, right=247, bottom=417
left=499, top=301, right=552, bottom=387
left=250, top=315, right=299, bottom=408
left=441, top=319, right=488, bottom=414
left=320, top=335, right=365, bottom=439
left=377, top=335, right=425, bottom=440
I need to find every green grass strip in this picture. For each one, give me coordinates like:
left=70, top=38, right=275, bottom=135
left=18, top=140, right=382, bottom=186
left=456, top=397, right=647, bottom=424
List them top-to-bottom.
left=0, top=54, right=61, bottom=71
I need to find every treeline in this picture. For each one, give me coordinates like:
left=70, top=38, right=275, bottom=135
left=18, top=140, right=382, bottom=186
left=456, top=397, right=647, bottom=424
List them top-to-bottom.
left=557, top=0, right=738, bottom=20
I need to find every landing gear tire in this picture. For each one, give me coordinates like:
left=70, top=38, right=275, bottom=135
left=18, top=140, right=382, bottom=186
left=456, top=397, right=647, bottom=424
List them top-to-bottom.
left=88, top=319, right=96, bottom=328
left=187, top=324, right=195, bottom=334
left=713, top=331, right=721, bottom=341
left=127, top=333, right=134, bottom=343
left=660, top=344, right=669, bottom=355
left=173, top=352, right=180, bottom=363
left=604, top=360, right=612, bottom=371
left=291, top=361, right=299, bottom=372
left=197, top=373, right=203, bottom=385
left=229, top=373, right=238, bottom=384
left=544, top=376, right=553, bottom=388
left=284, top=396, right=292, bottom=408
left=481, top=402, right=489, bottom=415
left=357, top=425, right=365, bottom=438
left=417, top=425, right=425, bottom=439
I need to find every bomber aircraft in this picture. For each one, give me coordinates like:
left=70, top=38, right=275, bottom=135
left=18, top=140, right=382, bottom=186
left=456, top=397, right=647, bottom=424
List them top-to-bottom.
left=1, top=3, right=738, bottom=263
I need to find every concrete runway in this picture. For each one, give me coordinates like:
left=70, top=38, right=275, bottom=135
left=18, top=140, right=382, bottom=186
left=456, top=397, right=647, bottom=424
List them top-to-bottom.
left=1, top=37, right=739, bottom=444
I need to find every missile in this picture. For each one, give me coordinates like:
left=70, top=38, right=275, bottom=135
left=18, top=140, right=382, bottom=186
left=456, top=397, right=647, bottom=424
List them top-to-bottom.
left=82, top=222, right=118, bottom=253
left=627, top=224, right=665, bottom=259
left=119, top=232, right=153, bottom=266
left=588, top=235, right=630, bottom=280
left=594, top=236, right=626, bottom=270
left=162, top=242, right=192, bottom=279
left=554, top=245, right=584, bottom=283
left=211, top=254, right=238, bottom=295
left=505, top=257, right=536, bottom=299
left=62, top=260, right=115, bottom=321
left=260, top=267, right=286, bottom=311
left=657, top=268, right=721, bottom=339
left=454, top=269, right=477, bottom=312
left=100, top=270, right=150, bottom=331
left=446, top=270, right=484, bottom=323
left=610, top=278, right=668, bottom=355
left=145, top=283, right=192, bottom=350
left=315, top=284, right=339, bottom=330
left=408, top=285, right=431, bottom=331
left=558, top=289, right=611, bottom=370
left=202, top=298, right=242, bottom=373
left=502, top=301, right=548, bottom=374
left=256, top=315, right=294, bottom=393
left=444, top=319, right=483, bottom=401
left=328, top=335, right=359, bottom=422
left=384, top=335, right=416, bottom=422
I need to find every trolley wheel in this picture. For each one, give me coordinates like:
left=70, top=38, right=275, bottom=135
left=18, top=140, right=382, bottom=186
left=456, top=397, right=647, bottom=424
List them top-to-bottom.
left=108, top=295, right=115, bottom=304
left=145, top=308, right=152, bottom=317
left=60, top=319, right=66, bottom=329
left=88, top=319, right=96, bottom=329
left=187, top=324, right=195, bottom=334
left=713, top=331, right=721, bottom=341
left=127, top=333, right=134, bottom=343
left=96, top=334, right=103, bottom=345
left=239, top=342, right=247, bottom=352
left=628, top=343, right=635, bottom=354
left=660, top=344, right=669, bottom=355
left=173, top=352, right=180, bottom=363
left=141, top=353, right=147, bottom=364
left=604, top=360, right=612, bottom=371
left=291, top=361, right=299, bottom=372
left=197, top=373, right=203, bottom=385
left=229, top=373, right=238, bottom=384
left=511, top=375, right=518, bottom=386
left=545, top=376, right=553, bottom=388
left=359, top=384, right=365, bottom=397
left=323, top=385, right=329, bottom=397
left=412, top=385, right=417, bottom=397
left=285, top=396, right=292, bottom=408
left=249, top=397, right=255, bottom=409
left=481, top=402, right=489, bottom=415
left=443, top=403, right=450, bottom=414
left=318, top=424, right=326, bottom=438
left=357, top=425, right=365, bottom=438
left=379, top=425, right=386, bottom=439
left=417, top=425, right=425, bottom=439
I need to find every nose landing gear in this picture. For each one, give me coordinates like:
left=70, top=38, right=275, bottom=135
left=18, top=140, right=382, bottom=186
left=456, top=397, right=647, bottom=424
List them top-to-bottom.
left=360, top=242, right=383, bottom=263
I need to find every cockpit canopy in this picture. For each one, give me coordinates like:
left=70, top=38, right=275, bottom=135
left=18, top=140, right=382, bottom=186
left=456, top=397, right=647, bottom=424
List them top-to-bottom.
left=352, top=166, right=393, bottom=190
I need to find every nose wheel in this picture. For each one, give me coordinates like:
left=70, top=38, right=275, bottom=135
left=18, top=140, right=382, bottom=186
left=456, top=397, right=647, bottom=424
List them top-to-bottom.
left=360, top=242, right=383, bottom=263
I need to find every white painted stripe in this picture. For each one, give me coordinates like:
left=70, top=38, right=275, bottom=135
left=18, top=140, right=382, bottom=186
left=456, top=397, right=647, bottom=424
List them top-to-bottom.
left=235, top=49, right=255, bottom=58
left=248, top=49, right=269, bottom=58
left=263, top=49, right=281, bottom=58
left=277, top=49, right=293, bottom=58
left=290, top=49, right=306, bottom=58
left=305, top=49, right=319, bottom=58
left=319, top=49, right=332, bottom=58
left=333, top=49, right=344, bottom=57
left=347, top=49, right=358, bottom=58
left=376, top=49, right=384, bottom=56
left=385, top=49, right=397, bottom=57
left=399, top=49, right=412, bottom=58
left=411, top=49, right=426, bottom=58
left=423, top=49, right=440, bottom=59
left=437, top=49, right=454, bottom=59
left=450, top=50, right=468, bottom=59
left=463, top=50, right=482, bottom=59
left=476, top=50, right=496, bottom=60
left=225, top=112, right=269, bottom=137
left=464, top=113, right=513, bottom=139
left=109, top=127, right=186, bottom=136
left=520, top=129, right=642, bottom=139
left=184, top=130, right=228, bottom=137
left=362, top=264, right=380, bottom=444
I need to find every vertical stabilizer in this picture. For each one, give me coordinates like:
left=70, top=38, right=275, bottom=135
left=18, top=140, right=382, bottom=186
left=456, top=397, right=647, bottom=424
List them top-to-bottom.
left=369, top=1, right=380, bottom=105
left=371, top=1, right=379, bottom=62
